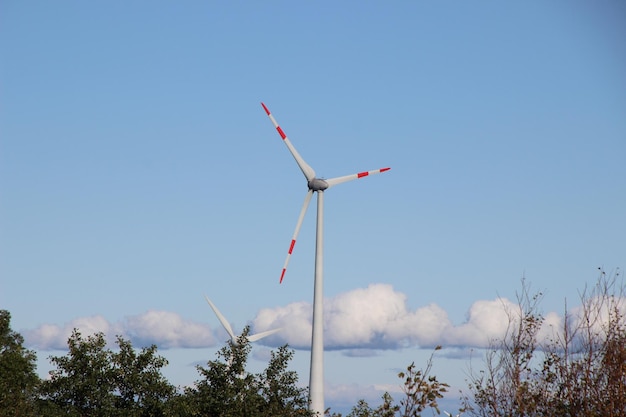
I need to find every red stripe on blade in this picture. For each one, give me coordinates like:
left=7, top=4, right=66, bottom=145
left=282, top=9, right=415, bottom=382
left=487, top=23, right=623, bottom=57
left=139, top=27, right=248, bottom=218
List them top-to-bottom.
left=261, top=102, right=270, bottom=115
left=276, top=126, right=287, bottom=139
left=380, top=167, right=391, bottom=172
left=357, top=171, right=369, bottom=178
left=288, top=240, right=296, bottom=254
left=280, top=269, right=286, bottom=283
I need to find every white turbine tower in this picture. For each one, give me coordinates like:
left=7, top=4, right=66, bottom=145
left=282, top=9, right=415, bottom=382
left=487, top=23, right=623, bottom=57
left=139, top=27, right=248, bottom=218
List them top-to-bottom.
left=261, top=102, right=390, bottom=415
left=204, top=295, right=281, bottom=344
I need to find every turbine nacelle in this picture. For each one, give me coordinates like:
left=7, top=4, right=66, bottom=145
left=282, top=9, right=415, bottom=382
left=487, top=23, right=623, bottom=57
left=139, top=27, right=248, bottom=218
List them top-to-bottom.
left=308, top=178, right=329, bottom=192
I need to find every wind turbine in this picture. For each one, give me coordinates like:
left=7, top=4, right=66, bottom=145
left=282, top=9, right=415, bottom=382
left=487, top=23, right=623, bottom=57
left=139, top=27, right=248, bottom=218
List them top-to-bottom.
left=261, top=102, right=390, bottom=415
left=204, top=295, right=281, bottom=345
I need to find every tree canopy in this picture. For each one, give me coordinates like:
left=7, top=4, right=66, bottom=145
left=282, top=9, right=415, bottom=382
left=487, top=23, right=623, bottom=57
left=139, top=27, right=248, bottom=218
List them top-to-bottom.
left=0, top=310, right=40, bottom=417
left=184, top=327, right=312, bottom=416
left=38, top=330, right=175, bottom=417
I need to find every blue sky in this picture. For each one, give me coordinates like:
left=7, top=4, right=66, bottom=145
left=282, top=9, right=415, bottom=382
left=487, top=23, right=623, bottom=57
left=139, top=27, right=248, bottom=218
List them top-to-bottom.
left=1, top=1, right=625, bottom=413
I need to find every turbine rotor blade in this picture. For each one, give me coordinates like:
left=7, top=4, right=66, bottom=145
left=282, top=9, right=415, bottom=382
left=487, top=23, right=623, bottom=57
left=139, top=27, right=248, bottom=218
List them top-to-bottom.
left=261, top=102, right=316, bottom=181
left=325, top=167, right=391, bottom=188
left=280, top=190, right=314, bottom=283
left=204, top=295, right=236, bottom=341
left=248, top=327, right=282, bottom=342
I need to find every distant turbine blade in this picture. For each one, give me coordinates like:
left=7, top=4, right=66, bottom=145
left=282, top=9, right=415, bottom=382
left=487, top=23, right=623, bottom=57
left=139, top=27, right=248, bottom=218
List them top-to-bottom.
left=261, top=102, right=316, bottom=182
left=325, top=167, right=390, bottom=188
left=280, top=190, right=314, bottom=283
left=204, top=295, right=236, bottom=341
left=248, top=327, right=282, bottom=342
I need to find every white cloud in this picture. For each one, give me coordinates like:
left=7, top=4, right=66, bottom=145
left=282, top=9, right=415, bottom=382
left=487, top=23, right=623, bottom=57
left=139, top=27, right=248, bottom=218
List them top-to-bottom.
left=24, top=284, right=586, bottom=352
left=253, top=284, right=523, bottom=350
left=253, top=284, right=454, bottom=350
left=325, top=284, right=407, bottom=347
left=567, top=295, right=626, bottom=337
left=444, top=298, right=517, bottom=347
left=254, top=301, right=313, bottom=348
left=387, top=302, right=452, bottom=348
left=123, top=310, right=215, bottom=349
left=24, top=311, right=215, bottom=350
left=536, top=311, right=563, bottom=343
left=24, top=315, right=119, bottom=350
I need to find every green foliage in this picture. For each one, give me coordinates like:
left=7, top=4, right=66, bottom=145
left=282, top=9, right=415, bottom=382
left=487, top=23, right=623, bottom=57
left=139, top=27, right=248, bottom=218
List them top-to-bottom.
left=0, top=310, right=40, bottom=417
left=0, top=311, right=451, bottom=417
left=185, top=326, right=312, bottom=417
left=189, top=328, right=258, bottom=416
left=39, top=329, right=175, bottom=417
left=41, top=330, right=115, bottom=415
left=112, top=336, right=176, bottom=416
left=258, top=344, right=310, bottom=415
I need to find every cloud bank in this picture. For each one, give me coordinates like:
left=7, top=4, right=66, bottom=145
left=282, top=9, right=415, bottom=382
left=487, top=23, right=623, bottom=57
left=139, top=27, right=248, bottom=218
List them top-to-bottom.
left=24, top=283, right=614, bottom=352
left=253, top=284, right=521, bottom=350
left=24, top=310, right=216, bottom=350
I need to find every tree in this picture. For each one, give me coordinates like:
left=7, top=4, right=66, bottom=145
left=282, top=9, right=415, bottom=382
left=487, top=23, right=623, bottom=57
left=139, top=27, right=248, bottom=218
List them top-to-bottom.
left=463, top=269, right=626, bottom=416
left=463, top=279, right=545, bottom=416
left=0, top=310, right=40, bottom=417
left=185, top=326, right=312, bottom=417
left=189, top=327, right=258, bottom=416
left=39, top=329, right=175, bottom=417
left=40, top=330, right=115, bottom=416
left=111, top=336, right=176, bottom=416
left=258, top=344, right=310, bottom=415
left=330, top=348, right=448, bottom=417
left=397, top=348, right=449, bottom=417
left=340, top=393, right=398, bottom=417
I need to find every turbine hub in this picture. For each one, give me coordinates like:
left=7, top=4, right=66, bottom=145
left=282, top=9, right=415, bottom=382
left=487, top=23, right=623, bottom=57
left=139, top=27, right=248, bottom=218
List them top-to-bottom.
left=308, top=178, right=329, bottom=191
